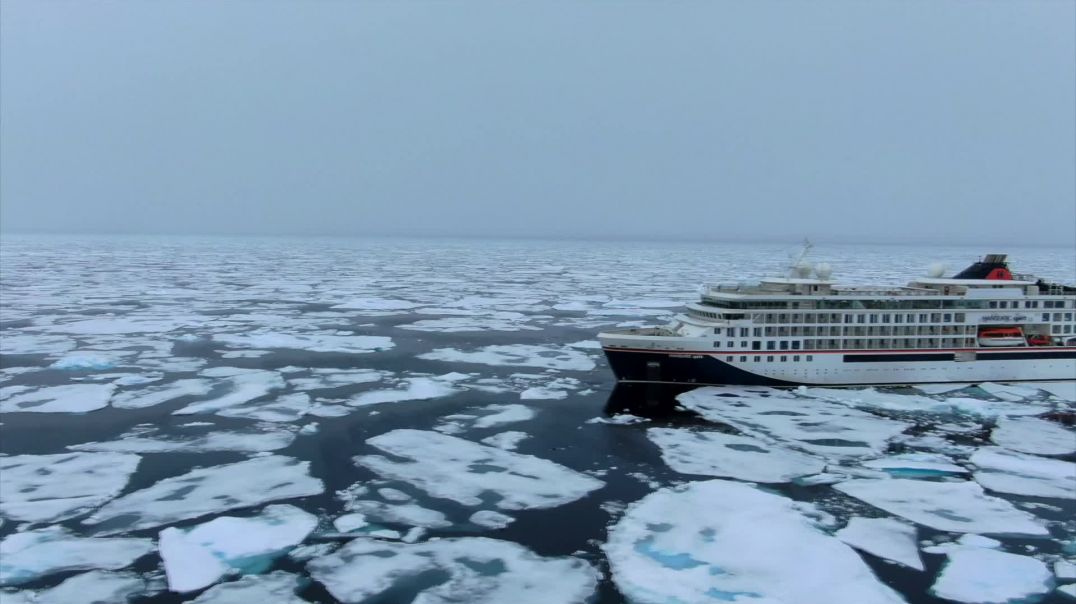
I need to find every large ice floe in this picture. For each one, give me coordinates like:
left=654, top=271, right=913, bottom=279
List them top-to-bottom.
left=213, top=331, right=394, bottom=354
left=419, top=344, right=596, bottom=371
left=173, top=367, right=285, bottom=415
left=347, top=376, right=460, bottom=407
left=111, top=378, right=213, bottom=409
left=0, top=383, right=114, bottom=413
left=678, top=387, right=911, bottom=459
left=990, top=416, right=1076, bottom=456
left=647, top=427, right=825, bottom=483
left=70, top=428, right=296, bottom=454
left=354, top=429, right=603, bottom=509
left=969, top=446, right=1076, bottom=499
left=0, top=451, right=140, bottom=523
left=859, top=452, right=968, bottom=478
left=84, top=455, right=323, bottom=533
left=834, top=479, right=1049, bottom=536
left=604, top=480, right=906, bottom=604
left=159, top=504, right=317, bottom=592
left=835, top=517, right=924, bottom=571
left=0, top=527, right=153, bottom=586
left=307, top=537, right=599, bottom=604
left=930, top=548, right=1053, bottom=603
left=1, top=570, right=146, bottom=604
left=188, top=571, right=306, bottom=604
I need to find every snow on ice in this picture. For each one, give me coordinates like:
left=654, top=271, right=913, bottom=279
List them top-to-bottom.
left=419, top=344, right=596, bottom=371
left=0, top=383, right=114, bottom=413
left=991, top=416, right=1076, bottom=456
left=647, top=427, right=825, bottom=483
left=355, top=429, right=603, bottom=510
left=970, top=446, right=1076, bottom=499
left=0, top=451, right=140, bottom=523
left=84, top=455, right=323, bottom=533
left=834, top=479, right=1049, bottom=536
left=604, top=480, right=905, bottom=604
left=835, top=517, right=924, bottom=570
left=0, top=527, right=153, bottom=586
left=307, top=537, right=598, bottom=604
left=931, top=548, right=1053, bottom=603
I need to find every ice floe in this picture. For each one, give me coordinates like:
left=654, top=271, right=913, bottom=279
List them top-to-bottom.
left=331, top=297, right=421, bottom=311
left=213, top=331, right=394, bottom=354
left=0, top=334, right=76, bottom=355
left=419, top=344, right=596, bottom=371
left=49, top=352, right=123, bottom=370
left=173, top=368, right=285, bottom=415
left=287, top=368, right=384, bottom=391
left=347, top=376, right=459, bottom=407
left=111, top=378, right=213, bottom=409
left=1033, top=381, right=1076, bottom=402
left=977, top=382, right=1043, bottom=401
left=0, top=383, right=114, bottom=413
left=679, top=387, right=911, bottom=459
left=472, top=403, right=535, bottom=428
left=991, top=416, right=1076, bottom=456
left=647, top=427, right=825, bottom=483
left=70, top=429, right=296, bottom=454
left=355, top=429, right=603, bottom=510
left=481, top=431, right=529, bottom=450
left=970, top=446, right=1076, bottom=499
left=0, top=452, right=140, bottom=523
left=860, top=453, right=968, bottom=478
left=84, top=455, right=323, bottom=533
left=835, top=479, right=1049, bottom=536
left=604, top=480, right=905, bottom=604
left=336, top=484, right=452, bottom=528
left=159, top=504, right=317, bottom=592
left=470, top=510, right=514, bottom=529
left=332, top=513, right=369, bottom=533
left=835, top=517, right=923, bottom=570
left=0, top=527, right=153, bottom=586
left=307, top=537, right=598, bottom=604
left=931, top=548, right=1053, bottom=603
left=1, top=570, right=146, bottom=604
left=187, top=571, right=305, bottom=603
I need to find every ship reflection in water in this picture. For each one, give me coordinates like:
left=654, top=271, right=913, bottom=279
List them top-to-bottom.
left=603, top=382, right=701, bottom=419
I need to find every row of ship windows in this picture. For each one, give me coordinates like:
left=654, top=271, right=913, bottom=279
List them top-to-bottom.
left=708, top=299, right=1072, bottom=311
left=697, top=311, right=1076, bottom=324
left=718, top=325, right=978, bottom=338
left=714, top=337, right=1020, bottom=350
left=726, top=355, right=814, bottom=363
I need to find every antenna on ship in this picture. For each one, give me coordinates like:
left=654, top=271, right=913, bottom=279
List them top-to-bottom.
left=787, top=238, right=814, bottom=278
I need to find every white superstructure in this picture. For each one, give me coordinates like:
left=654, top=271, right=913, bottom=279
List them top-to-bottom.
left=599, top=253, right=1076, bottom=386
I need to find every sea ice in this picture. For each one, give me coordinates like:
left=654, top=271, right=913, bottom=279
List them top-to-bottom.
left=331, top=297, right=421, bottom=311
left=398, top=316, right=540, bottom=332
left=44, top=317, right=195, bottom=335
left=213, top=331, right=394, bottom=354
left=0, top=334, right=75, bottom=355
left=419, top=344, right=596, bottom=371
left=49, top=353, right=121, bottom=370
left=287, top=368, right=384, bottom=391
left=173, top=369, right=285, bottom=415
left=348, top=377, right=458, bottom=407
left=111, top=379, right=213, bottom=409
left=1032, top=381, right=1076, bottom=402
left=978, top=382, right=1043, bottom=401
left=0, top=383, right=114, bottom=413
left=913, top=383, right=973, bottom=395
left=520, top=386, right=568, bottom=400
left=679, top=387, right=911, bottom=459
left=799, top=387, right=951, bottom=413
left=215, top=392, right=320, bottom=422
left=943, top=396, right=1052, bottom=418
left=472, top=403, right=535, bottom=428
left=991, top=416, right=1076, bottom=456
left=647, top=428, right=825, bottom=483
left=70, top=429, right=296, bottom=454
left=355, top=429, right=603, bottom=510
left=481, top=431, right=529, bottom=450
left=970, top=447, right=1076, bottom=499
left=0, top=451, right=140, bottom=523
left=861, top=453, right=968, bottom=477
left=84, top=455, right=323, bottom=533
left=834, top=479, right=1049, bottom=536
left=604, top=480, right=906, bottom=604
left=338, top=499, right=451, bottom=529
left=159, top=504, right=317, bottom=592
left=470, top=510, right=514, bottom=529
left=332, top=513, right=369, bottom=533
left=835, top=517, right=924, bottom=570
left=0, top=527, right=153, bottom=586
left=307, top=537, right=598, bottom=604
left=931, top=548, right=1053, bottom=603
left=2, top=571, right=145, bottom=604
left=188, top=571, right=306, bottom=604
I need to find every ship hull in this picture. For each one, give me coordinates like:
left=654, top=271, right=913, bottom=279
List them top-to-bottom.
left=602, top=346, right=1076, bottom=387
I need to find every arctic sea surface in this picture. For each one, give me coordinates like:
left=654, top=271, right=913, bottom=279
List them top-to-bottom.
left=0, top=234, right=1073, bottom=604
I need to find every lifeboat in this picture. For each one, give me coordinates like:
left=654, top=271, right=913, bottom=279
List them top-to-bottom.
left=978, top=327, right=1025, bottom=347
left=1026, top=334, right=1053, bottom=347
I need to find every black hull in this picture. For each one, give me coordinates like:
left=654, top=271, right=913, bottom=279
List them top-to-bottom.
left=602, top=349, right=798, bottom=387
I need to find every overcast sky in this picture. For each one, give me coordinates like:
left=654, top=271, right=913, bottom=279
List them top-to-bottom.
left=1, top=1, right=1073, bottom=246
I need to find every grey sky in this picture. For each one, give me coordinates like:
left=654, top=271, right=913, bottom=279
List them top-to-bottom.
left=1, top=0, right=1074, bottom=246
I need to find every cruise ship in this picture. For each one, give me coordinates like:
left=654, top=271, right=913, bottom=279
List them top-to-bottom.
left=598, top=252, right=1076, bottom=387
